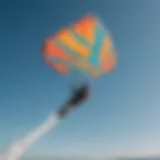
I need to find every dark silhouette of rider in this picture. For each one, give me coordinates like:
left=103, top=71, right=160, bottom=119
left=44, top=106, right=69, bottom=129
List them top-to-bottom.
left=58, top=84, right=89, bottom=117
left=69, top=84, right=89, bottom=105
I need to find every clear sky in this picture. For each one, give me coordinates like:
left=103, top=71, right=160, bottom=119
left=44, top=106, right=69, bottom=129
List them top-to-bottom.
left=1, top=0, right=160, bottom=158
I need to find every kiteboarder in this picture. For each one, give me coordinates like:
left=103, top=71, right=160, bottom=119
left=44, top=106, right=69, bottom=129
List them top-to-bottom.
left=69, top=83, right=89, bottom=105
left=58, top=84, right=89, bottom=117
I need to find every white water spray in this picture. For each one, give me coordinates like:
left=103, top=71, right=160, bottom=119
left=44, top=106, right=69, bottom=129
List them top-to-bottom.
left=6, top=113, right=59, bottom=160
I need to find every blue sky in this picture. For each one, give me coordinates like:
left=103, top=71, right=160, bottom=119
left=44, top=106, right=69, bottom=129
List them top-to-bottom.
left=1, top=0, right=160, bottom=158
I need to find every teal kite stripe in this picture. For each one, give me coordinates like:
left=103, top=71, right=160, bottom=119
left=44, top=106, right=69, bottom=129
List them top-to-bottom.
left=89, top=23, right=107, bottom=68
left=69, top=29, right=91, bottom=48
left=50, top=39, right=91, bottom=75
left=53, top=39, right=84, bottom=61
left=49, top=54, right=91, bottom=75
left=49, top=56, right=71, bottom=67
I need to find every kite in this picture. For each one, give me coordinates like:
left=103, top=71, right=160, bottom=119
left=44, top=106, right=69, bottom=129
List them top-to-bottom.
left=42, top=15, right=116, bottom=78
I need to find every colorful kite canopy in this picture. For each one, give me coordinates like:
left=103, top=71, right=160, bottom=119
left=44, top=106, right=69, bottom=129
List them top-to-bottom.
left=42, top=15, right=116, bottom=77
